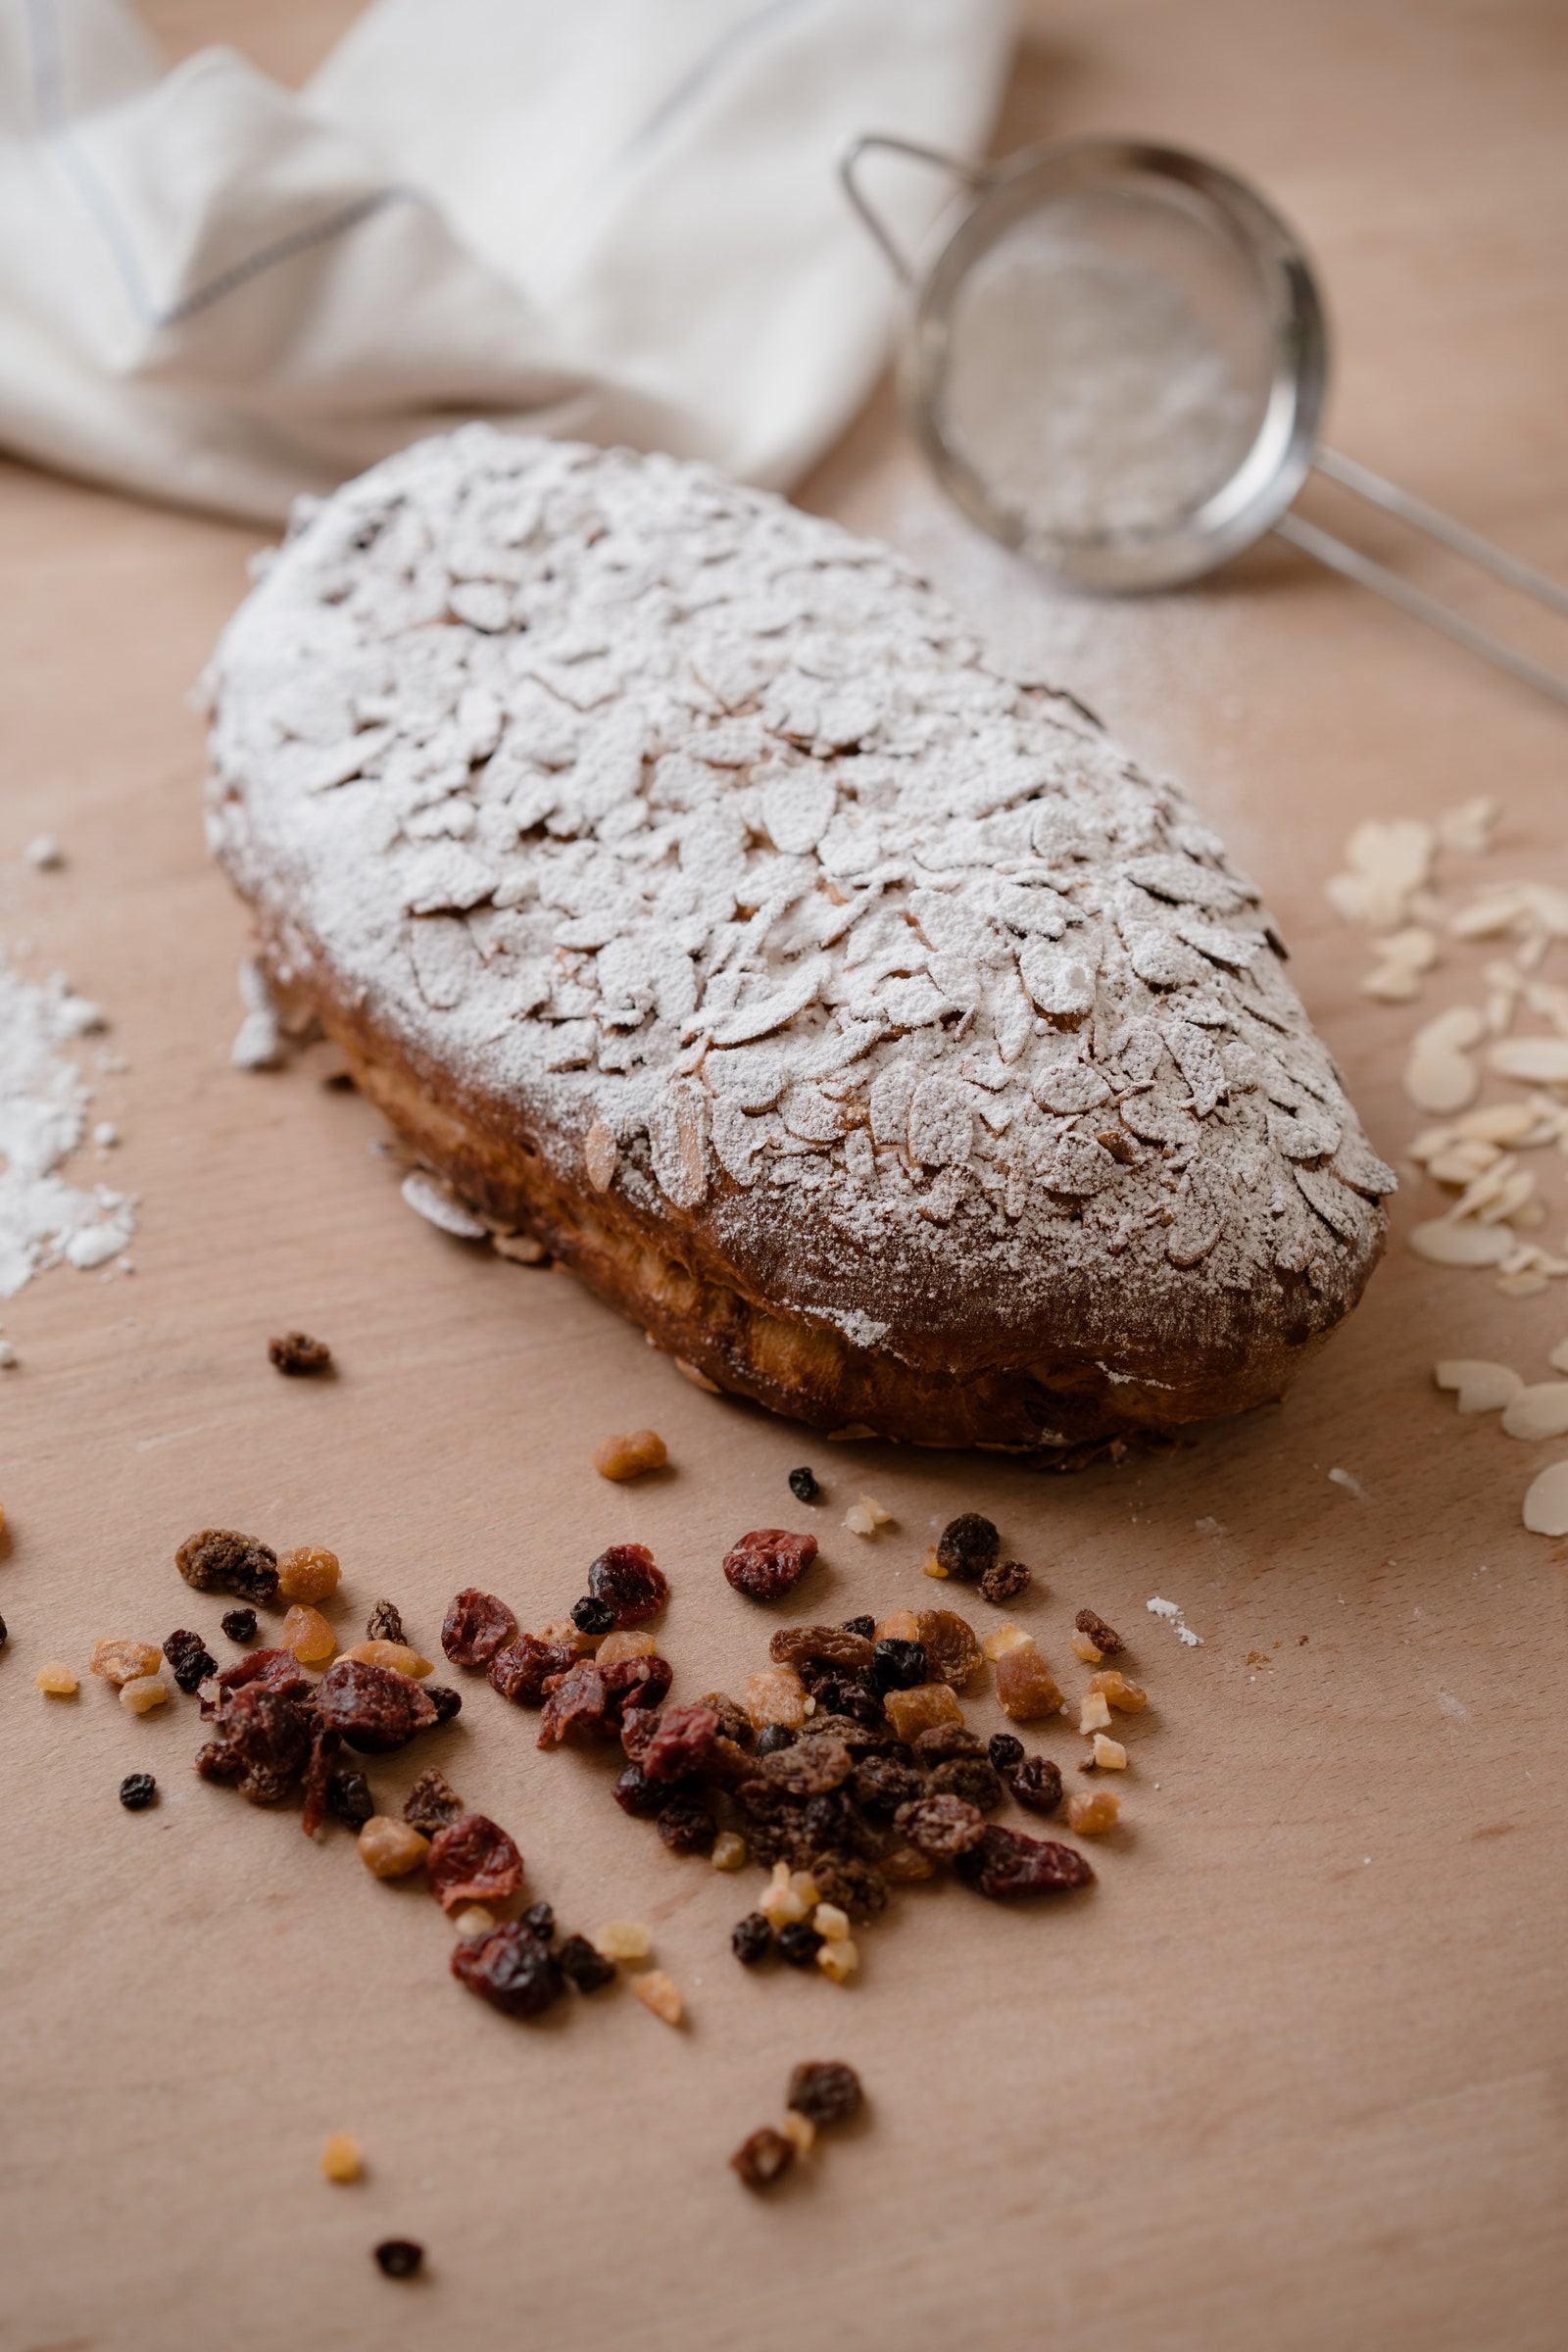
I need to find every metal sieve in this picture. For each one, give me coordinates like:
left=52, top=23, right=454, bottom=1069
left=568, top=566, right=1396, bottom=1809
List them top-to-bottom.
left=843, top=134, right=1568, bottom=709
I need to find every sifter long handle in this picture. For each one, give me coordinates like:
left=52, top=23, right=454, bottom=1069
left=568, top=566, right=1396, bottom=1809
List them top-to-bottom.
left=839, top=134, right=991, bottom=289
left=1275, top=498, right=1568, bottom=711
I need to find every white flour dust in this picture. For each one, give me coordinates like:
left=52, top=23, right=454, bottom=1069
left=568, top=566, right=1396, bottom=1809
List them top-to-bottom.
left=942, top=229, right=1255, bottom=543
left=0, top=954, right=134, bottom=1296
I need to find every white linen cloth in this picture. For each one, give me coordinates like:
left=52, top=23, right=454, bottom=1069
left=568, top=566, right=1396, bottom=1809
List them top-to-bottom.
left=0, top=0, right=1013, bottom=521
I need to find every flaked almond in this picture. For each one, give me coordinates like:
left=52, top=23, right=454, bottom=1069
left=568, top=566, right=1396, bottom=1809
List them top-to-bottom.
left=1490, top=1038, right=1568, bottom=1086
left=1408, top=1220, right=1513, bottom=1267
left=1435, top=1360, right=1522, bottom=1414
left=1500, top=1383, right=1568, bottom=1442
left=1522, top=1458, right=1568, bottom=1536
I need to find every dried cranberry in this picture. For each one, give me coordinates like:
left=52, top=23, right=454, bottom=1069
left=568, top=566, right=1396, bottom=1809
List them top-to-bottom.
left=935, top=1513, right=1000, bottom=1581
left=176, top=1529, right=279, bottom=1606
left=723, top=1529, right=817, bottom=1601
left=586, top=1543, right=667, bottom=1627
left=441, top=1587, right=517, bottom=1667
left=570, top=1594, right=615, bottom=1637
left=163, top=1629, right=217, bottom=1694
left=488, top=1634, right=575, bottom=1706
left=870, top=1637, right=927, bottom=1691
left=203, top=1646, right=306, bottom=1714
left=599, top=1653, right=672, bottom=1721
left=316, top=1657, right=439, bottom=1752
left=536, top=1660, right=617, bottom=1747
left=196, top=1685, right=312, bottom=1802
left=642, top=1703, right=721, bottom=1784
left=619, top=1706, right=662, bottom=1765
left=300, top=1721, right=342, bottom=1838
left=988, top=1732, right=1025, bottom=1772
left=1009, top=1755, right=1064, bottom=1815
left=612, top=1762, right=669, bottom=1818
left=325, top=1768, right=373, bottom=1829
left=657, top=1798, right=716, bottom=1854
left=427, top=1813, right=525, bottom=1911
left=954, top=1824, right=1096, bottom=1898
left=732, top=1911, right=774, bottom=1965
left=451, top=1921, right=564, bottom=2018
left=777, top=1921, right=823, bottom=1967
left=558, top=1934, right=615, bottom=1992
left=787, top=2061, right=863, bottom=2129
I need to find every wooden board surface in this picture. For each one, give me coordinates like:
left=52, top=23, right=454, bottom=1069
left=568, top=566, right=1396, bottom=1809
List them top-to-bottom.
left=4, top=5, right=1567, bottom=2347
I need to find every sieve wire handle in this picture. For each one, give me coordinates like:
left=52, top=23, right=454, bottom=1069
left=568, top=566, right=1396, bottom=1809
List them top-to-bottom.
left=839, top=134, right=992, bottom=289
left=1278, top=452, right=1568, bottom=710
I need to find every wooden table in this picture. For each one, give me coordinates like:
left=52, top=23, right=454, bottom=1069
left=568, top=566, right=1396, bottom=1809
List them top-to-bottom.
left=5, top=5, right=1566, bottom=2346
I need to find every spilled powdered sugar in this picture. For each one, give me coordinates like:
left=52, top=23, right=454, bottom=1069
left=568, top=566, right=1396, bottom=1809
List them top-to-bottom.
left=205, top=429, right=1391, bottom=1370
left=0, top=953, right=135, bottom=1295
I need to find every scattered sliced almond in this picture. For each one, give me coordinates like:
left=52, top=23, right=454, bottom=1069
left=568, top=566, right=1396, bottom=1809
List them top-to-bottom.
left=1435, top=797, right=1499, bottom=857
left=1325, top=819, right=1435, bottom=932
left=1361, top=925, right=1440, bottom=1003
left=1404, top=1006, right=1486, bottom=1114
left=1489, top=1038, right=1568, bottom=1086
left=1426, top=1140, right=1500, bottom=1185
left=1409, top=1220, right=1514, bottom=1267
left=1498, top=1269, right=1550, bottom=1298
left=1548, top=1339, right=1568, bottom=1375
left=1435, top=1360, right=1522, bottom=1414
left=1499, top=1383, right=1568, bottom=1442
left=1523, top=1458, right=1568, bottom=1536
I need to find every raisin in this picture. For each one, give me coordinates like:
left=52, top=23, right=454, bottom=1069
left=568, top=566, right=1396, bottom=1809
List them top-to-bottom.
left=269, top=1331, right=332, bottom=1375
left=788, top=1467, right=820, bottom=1503
left=936, top=1513, right=1000, bottom=1581
left=176, top=1529, right=279, bottom=1606
left=723, top=1529, right=817, bottom=1600
left=587, top=1543, right=667, bottom=1626
left=980, top=1557, right=1032, bottom=1605
left=441, top=1588, right=517, bottom=1668
left=570, top=1594, right=615, bottom=1636
left=365, top=1599, right=406, bottom=1644
left=220, top=1607, right=258, bottom=1642
left=1075, top=1607, right=1125, bottom=1655
left=914, top=1610, right=984, bottom=1689
left=841, top=1616, right=875, bottom=1639
left=768, top=1624, right=873, bottom=1670
left=162, top=1629, right=217, bottom=1694
left=488, top=1634, right=575, bottom=1705
left=870, top=1637, right=927, bottom=1691
left=995, top=1643, right=1064, bottom=1721
left=599, top=1653, right=672, bottom=1721
left=317, top=1657, right=439, bottom=1752
left=537, top=1660, right=618, bottom=1746
left=796, top=1664, right=885, bottom=1728
left=426, top=1685, right=462, bottom=1726
left=197, top=1686, right=313, bottom=1802
left=699, top=1691, right=754, bottom=1748
left=643, top=1703, right=721, bottom=1783
left=808, top=1712, right=892, bottom=1752
left=911, top=1723, right=985, bottom=1763
left=755, top=1724, right=797, bottom=1758
left=988, top=1732, right=1025, bottom=1772
left=760, top=1734, right=854, bottom=1796
left=709, top=1735, right=758, bottom=1791
left=850, top=1753, right=925, bottom=1818
left=1010, top=1754, right=1064, bottom=1814
left=928, top=1756, right=1005, bottom=1810
left=606, top=1762, right=659, bottom=1817
left=403, top=1765, right=464, bottom=1837
left=325, top=1768, right=373, bottom=1829
left=119, top=1772, right=157, bottom=1810
left=800, top=1787, right=878, bottom=1857
left=894, top=1791, right=987, bottom=1859
left=657, top=1798, right=716, bottom=1854
left=428, top=1813, right=525, bottom=1911
left=954, top=1824, right=1096, bottom=1898
left=808, top=1849, right=889, bottom=1916
left=521, top=1900, right=556, bottom=1940
left=732, top=1911, right=774, bottom=1965
left=451, top=1920, right=564, bottom=2017
left=777, top=1921, right=824, bottom=1968
left=559, top=1933, right=616, bottom=1992
left=787, top=2061, right=863, bottom=2130
left=732, top=2128, right=795, bottom=2189
left=373, top=2240, right=423, bottom=2278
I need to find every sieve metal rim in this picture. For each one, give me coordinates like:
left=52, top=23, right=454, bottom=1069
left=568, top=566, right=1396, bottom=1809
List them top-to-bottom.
left=893, top=135, right=1329, bottom=593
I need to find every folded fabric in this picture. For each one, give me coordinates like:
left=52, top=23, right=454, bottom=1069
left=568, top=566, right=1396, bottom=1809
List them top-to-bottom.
left=0, top=0, right=1013, bottom=521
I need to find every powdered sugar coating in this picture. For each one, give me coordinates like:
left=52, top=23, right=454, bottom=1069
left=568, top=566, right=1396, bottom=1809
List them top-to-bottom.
left=205, top=427, right=1390, bottom=1413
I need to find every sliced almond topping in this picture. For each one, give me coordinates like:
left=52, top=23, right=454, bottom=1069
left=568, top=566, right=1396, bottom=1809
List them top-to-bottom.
left=1489, top=1038, right=1568, bottom=1086
left=1404, top=1046, right=1479, bottom=1115
left=1408, top=1220, right=1514, bottom=1267
left=1435, top=1360, right=1522, bottom=1414
left=1500, top=1382, right=1568, bottom=1442
left=1523, top=1458, right=1568, bottom=1536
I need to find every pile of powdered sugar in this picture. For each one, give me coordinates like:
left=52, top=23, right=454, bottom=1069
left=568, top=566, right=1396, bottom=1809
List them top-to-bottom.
left=940, top=228, right=1256, bottom=544
left=205, top=427, right=1391, bottom=1390
left=0, top=953, right=135, bottom=1296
